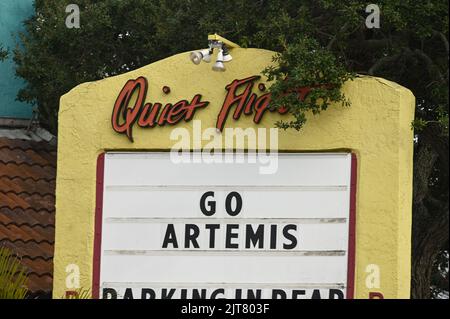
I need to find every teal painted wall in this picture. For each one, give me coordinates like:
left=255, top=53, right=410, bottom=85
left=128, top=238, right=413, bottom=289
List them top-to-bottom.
left=0, top=0, right=34, bottom=119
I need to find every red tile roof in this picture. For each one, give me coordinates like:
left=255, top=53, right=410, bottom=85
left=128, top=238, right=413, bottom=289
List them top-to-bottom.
left=0, top=137, right=56, bottom=297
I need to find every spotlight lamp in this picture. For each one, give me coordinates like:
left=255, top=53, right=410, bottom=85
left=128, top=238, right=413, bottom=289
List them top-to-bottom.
left=189, top=33, right=240, bottom=72
left=189, top=48, right=213, bottom=65
left=212, top=49, right=226, bottom=72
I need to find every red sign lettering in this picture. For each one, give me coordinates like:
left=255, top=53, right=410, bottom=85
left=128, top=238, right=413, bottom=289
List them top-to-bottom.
left=111, top=75, right=311, bottom=141
left=112, top=77, right=209, bottom=142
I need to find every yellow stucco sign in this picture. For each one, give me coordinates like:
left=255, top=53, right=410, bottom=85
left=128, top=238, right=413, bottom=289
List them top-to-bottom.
left=54, top=48, right=415, bottom=299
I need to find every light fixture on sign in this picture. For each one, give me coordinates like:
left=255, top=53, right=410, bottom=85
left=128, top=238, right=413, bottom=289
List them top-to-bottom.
left=189, top=33, right=240, bottom=72
left=221, top=44, right=232, bottom=62
left=189, top=48, right=213, bottom=64
left=212, top=49, right=225, bottom=72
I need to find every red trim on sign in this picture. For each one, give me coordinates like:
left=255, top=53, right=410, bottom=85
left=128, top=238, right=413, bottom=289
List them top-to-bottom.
left=92, top=153, right=105, bottom=299
left=346, top=153, right=357, bottom=299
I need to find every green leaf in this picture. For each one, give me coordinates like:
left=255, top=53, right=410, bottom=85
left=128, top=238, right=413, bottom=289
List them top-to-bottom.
left=0, top=246, right=28, bottom=299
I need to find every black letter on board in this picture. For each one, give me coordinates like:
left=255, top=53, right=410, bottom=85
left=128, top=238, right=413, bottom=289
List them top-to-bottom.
left=200, top=191, right=216, bottom=216
left=225, top=192, right=242, bottom=216
left=162, top=224, right=178, bottom=248
left=185, top=224, right=200, bottom=248
left=205, top=224, right=220, bottom=248
left=226, top=224, right=239, bottom=248
left=246, top=224, right=264, bottom=249
left=270, top=224, right=277, bottom=249
left=283, top=224, right=298, bottom=249
left=102, top=288, right=117, bottom=299
left=123, top=288, right=134, bottom=299
left=161, top=288, right=176, bottom=299
left=141, top=289, right=155, bottom=299
left=192, top=289, right=207, bottom=299
left=211, top=289, right=225, bottom=299
left=247, top=289, right=262, bottom=299
left=272, top=289, right=287, bottom=299
left=311, top=289, right=322, bottom=299
left=329, top=289, right=344, bottom=299
left=292, top=290, right=306, bottom=299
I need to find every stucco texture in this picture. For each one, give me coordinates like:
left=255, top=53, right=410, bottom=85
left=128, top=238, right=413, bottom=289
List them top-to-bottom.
left=54, top=48, right=415, bottom=298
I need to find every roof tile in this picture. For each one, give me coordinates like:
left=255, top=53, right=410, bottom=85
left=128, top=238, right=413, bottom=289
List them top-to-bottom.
left=0, top=136, right=56, bottom=296
left=0, top=147, right=55, bottom=167
left=0, top=162, right=55, bottom=180
left=0, top=176, right=55, bottom=196
left=0, top=207, right=55, bottom=227
left=1, top=240, right=54, bottom=260
left=26, top=274, right=53, bottom=293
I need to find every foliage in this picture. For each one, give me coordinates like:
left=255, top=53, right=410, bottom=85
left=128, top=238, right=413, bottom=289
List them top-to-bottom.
left=12, top=0, right=449, bottom=298
left=263, top=37, right=354, bottom=130
left=0, top=45, right=8, bottom=61
left=0, top=246, right=28, bottom=299
left=431, top=249, right=449, bottom=299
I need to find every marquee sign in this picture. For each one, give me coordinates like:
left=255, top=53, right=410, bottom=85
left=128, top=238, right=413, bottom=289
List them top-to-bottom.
left=54, top=47, right=414, bottom=299
left=93, top=152, right=356, bottom=299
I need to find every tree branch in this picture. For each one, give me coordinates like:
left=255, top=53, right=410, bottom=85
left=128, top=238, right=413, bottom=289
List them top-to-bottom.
left=326, top=22, right=350, bottom=50
left=434, top=31, right=449, bottom=55
left=413, top=49, right=446, bottom=84
left=368, top=52, right=401, bottom=75
left=413, top=143, right=439, bottom=207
